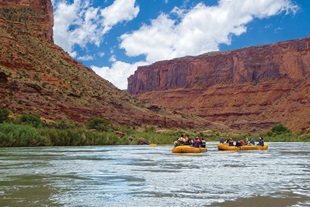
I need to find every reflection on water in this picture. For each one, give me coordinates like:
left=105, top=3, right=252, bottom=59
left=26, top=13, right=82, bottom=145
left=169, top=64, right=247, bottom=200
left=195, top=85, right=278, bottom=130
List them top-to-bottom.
left=0, top=142, right=310, bottom=207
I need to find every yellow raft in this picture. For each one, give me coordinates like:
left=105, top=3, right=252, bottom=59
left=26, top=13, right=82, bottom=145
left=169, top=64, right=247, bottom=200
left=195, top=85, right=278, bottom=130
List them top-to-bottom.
left=218, top=143, right=268, bottom=151
left=172, top=145, right=207, bottom=153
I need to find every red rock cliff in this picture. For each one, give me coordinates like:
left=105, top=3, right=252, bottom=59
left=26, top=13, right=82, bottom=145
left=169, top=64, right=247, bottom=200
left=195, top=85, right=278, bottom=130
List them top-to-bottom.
left=0, top=0, right=54, bottom=42
left=128, top=37, right=310, bottom=133
left=129, top=37, right=310, bottom=94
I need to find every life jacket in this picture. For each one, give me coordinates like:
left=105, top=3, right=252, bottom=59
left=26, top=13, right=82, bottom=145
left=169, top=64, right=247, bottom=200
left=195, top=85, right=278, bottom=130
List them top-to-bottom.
left=185, top=137, right=189, bottom=144
left=178, top=138, right=184, bottom=145
left=193, top=140, right=200, bottom=147
left=239, top=140, right=245, bottom=146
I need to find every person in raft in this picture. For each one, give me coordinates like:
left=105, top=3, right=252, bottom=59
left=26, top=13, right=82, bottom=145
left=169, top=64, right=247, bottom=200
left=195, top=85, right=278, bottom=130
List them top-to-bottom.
left=178, top=135, right=185, bottom=145
left=184, top=135, right=192, bottom=145
left=243, top=136, right=249, bottom=145
left=192, top=137, right=201, bottom=148
left=258, top=137, right=264, bottom=146
left=201, top=138, right=206, bottom=148
left=219, top=138, right=225, bottom=143
left=228, top=138, right=234, bottom=146
left=235, top=138, right=242, bottom=147
left=249, top=138, right=255, bottom=145
left=239, top=139, right=245, bottom=146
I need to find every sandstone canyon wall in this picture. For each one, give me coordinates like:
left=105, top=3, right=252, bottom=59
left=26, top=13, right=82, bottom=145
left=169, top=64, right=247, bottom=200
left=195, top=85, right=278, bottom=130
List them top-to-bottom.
left=0, top=0, right=219, bottom=130
left=128, top=37, right=310, bottom=133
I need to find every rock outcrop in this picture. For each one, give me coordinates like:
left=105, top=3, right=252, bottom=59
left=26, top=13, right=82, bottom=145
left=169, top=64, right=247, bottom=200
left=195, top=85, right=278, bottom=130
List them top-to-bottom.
left=0, top=0, right=54, bottom=42
left=128, top=37, right=310, bottom=133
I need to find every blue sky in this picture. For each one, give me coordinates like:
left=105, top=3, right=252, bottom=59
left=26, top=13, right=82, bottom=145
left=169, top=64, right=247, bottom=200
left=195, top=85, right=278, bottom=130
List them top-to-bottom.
left=51, top=0, right=309, bottom=89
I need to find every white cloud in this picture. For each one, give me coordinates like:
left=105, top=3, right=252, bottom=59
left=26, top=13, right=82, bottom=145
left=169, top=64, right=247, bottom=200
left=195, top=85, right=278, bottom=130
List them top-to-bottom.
left=52, top=0, right=139, bottom=56
left=52, top=0, right=299, bottom=90
left=53, top=0, right=100, bottom=54
left=100, top=0, right=139, bottom=34
left=120, top=0, right=299, bottom=63
left=97, top=52, right=105, bottom=57
left=77, top=55, right=94, bottom=61
left=109, top=55, right=117, bottom=62
left=91, top=60, right=148, bottom=90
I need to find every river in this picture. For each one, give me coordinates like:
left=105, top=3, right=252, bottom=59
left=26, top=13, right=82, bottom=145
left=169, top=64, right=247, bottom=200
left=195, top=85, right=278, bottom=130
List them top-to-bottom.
left=0, top=142, right=309, bottom=207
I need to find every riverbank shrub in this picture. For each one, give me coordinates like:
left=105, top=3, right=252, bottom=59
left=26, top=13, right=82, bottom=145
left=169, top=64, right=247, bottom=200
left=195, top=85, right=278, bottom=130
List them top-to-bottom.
left=0, top=108, right=9, bottom=123
left=0, top=114, right=309, bottom=147
left=14, top=114, right=45, bottom=128
left=87, top=117, right=112, bottom=132
left=0, top=122, right=50, bottom=147
left=0, top=122, right=129, bottom=147
left=270, top=124, right=291, bottom=135
left=262, top=133, right=310, bottom=142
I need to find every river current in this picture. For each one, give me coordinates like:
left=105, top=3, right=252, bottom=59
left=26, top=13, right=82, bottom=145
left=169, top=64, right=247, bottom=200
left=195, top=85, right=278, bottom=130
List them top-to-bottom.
left=0, top=142, right=309, bottom=207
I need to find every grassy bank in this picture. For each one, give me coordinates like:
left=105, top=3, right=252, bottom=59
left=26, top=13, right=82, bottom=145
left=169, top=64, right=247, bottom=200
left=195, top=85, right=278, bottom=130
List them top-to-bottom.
left=0, top=110, right=309, bottom=147
left=0, top=122, right=179, bottom=147
left=0, top=122, right=128, bottom=147
left=1, top=122, right=309, bottom=147
left=212, top=134, right=310, bottom=143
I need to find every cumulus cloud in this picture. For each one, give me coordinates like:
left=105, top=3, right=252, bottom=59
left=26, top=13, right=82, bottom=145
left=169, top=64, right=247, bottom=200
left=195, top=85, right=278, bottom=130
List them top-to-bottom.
left=52, top=0, right=139, bottom=57
left=53, top=0, right=101, bottom=57
left=101, top=0, right=139, bottom=34
left=120, top=0, right=299, bottom=63
left=91, top=60, right=148, bottom=90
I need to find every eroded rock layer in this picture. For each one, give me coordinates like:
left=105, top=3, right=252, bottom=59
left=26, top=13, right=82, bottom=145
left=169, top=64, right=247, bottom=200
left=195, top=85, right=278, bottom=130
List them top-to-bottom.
left=128, top=37, right=310, bottom=133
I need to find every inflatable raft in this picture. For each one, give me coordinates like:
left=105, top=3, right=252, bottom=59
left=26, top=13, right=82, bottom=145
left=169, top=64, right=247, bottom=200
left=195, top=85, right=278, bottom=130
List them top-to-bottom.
left=218, top=143, right=268, bottom=151
left=172, top=145, right=207, bottom=153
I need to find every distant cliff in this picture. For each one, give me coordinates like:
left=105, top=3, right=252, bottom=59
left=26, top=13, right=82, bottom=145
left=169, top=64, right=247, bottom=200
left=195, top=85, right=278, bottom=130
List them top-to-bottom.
left=128, top=37, right=310, bottom=133
left=129, top=37, right=310, bottom=94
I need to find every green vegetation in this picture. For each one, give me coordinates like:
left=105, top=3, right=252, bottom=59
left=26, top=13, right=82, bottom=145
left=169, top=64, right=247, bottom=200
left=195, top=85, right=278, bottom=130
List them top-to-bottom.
left=0, top=109, right=9, bottom=123
left=0, top=112, right=178, bottom=147
left=0, top=113, right=309, bottom=147
left=17, top=114, right=44, bottom=128
left=87, top=117, right=112, bottom=132
left=0, top=121, right=132, bottom=147
left=222, top=124, right=310, bottom=142
left=262, top=124, right=309, bottom=142
left=270, top=124, right=291, bottom=135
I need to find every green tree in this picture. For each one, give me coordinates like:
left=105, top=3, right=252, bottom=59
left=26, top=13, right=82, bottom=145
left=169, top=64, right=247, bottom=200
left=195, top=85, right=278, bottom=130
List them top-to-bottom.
left=0, top=109, right=9, bottom=123
left=19, top=114, right=43, bottom=128
left=87, top=117, right=111, bottom=131
left=271, top=124, right=291, bottom=135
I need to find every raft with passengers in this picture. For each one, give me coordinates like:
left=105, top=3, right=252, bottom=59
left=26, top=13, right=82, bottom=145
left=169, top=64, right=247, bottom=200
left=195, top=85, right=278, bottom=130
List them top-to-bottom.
left=172, top=135, right=207, bottom=153
left=218, top=136, right=268, bottom=151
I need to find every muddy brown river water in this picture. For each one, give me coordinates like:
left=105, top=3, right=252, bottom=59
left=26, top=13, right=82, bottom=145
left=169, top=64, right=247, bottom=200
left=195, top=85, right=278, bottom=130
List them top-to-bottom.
left=0, top=142, right=309, bottom=206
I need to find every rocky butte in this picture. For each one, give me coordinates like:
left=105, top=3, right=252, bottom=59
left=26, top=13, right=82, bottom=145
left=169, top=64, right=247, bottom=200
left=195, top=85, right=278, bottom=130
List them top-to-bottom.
left=0, top=0, right=220, bottom=130
left=128, top=36, right=310, bottom=133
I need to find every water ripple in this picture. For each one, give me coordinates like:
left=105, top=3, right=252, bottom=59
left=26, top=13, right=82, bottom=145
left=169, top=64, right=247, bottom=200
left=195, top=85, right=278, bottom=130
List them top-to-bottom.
left=0, top=143, right=309, bottom=206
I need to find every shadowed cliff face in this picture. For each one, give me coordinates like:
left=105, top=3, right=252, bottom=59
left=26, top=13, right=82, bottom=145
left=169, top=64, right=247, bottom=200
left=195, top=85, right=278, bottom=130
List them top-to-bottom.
left=128, top=37, right=310, bottom=133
